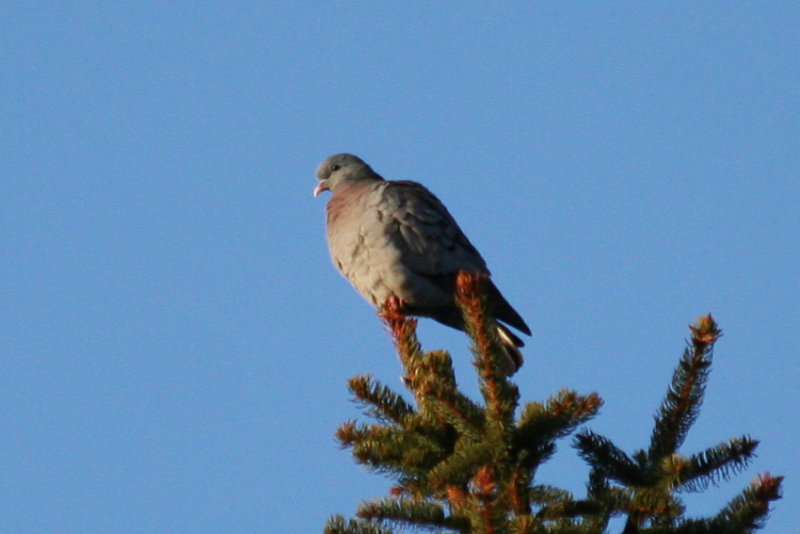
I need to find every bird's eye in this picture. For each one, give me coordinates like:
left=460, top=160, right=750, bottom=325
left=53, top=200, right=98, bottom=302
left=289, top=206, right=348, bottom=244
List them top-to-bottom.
left=331, top=164, right=341, bottom=172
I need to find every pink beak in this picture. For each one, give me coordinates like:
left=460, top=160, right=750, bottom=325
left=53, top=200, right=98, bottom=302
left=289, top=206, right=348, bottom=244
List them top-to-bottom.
left=313, top=182, right=328, bottom=197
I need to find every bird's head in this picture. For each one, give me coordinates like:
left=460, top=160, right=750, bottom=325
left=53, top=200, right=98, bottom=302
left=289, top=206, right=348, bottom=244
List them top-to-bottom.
left=313, top=153, right=380, bottom=197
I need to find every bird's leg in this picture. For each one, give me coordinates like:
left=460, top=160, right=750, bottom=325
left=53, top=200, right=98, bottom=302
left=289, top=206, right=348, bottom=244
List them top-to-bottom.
left=378, top=294, right=407, bottom=322
left=378, top=294, right=412, bottom=342
left=378, top=295, right=421, bottom=379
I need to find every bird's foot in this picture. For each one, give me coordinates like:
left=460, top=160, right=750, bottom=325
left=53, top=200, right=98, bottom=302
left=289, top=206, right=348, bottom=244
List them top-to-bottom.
left=378, top=295, right=407, bottom=322
left=379, top=295, right=413, bottom=343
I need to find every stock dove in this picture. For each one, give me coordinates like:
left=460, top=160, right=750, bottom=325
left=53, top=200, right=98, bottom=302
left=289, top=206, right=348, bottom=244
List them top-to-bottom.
left=314, top=153, right=530, bottom=373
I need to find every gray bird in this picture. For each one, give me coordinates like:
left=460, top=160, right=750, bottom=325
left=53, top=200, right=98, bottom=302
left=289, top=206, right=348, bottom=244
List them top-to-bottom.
left=314, top=153, right=530, bottom=373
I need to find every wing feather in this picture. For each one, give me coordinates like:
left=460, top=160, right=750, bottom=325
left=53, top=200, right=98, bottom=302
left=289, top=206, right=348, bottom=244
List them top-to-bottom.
left=380, top=181, right=488, bottom=277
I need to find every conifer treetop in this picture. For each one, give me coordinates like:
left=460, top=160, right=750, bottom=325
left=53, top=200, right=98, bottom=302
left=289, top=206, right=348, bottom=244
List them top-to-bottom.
left=326, top=277, right=782, bottom=534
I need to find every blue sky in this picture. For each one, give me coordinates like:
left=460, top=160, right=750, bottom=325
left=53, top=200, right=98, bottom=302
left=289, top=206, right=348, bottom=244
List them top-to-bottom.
left=2, top=3, right=798, bottom=532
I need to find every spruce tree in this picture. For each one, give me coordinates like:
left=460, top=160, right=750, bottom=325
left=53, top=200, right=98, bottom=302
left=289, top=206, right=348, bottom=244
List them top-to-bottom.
left=325, top=272, right=781, bottom=534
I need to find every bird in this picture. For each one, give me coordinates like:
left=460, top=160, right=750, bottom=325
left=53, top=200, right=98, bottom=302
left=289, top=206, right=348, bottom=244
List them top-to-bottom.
left=314, top=153, right=530, bottom=373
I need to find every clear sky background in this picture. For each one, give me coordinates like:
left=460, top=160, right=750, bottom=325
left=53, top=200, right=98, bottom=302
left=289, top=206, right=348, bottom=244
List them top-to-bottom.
left=2, top=3, right=798, bottom=533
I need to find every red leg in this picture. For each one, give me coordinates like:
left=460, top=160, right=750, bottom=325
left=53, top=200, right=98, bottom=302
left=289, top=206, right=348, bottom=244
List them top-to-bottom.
left=378, top=295, right=407, bottom=322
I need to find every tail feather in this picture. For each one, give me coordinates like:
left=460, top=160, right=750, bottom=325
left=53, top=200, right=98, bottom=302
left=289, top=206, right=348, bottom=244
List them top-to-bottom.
left=487, top=280, right=531, bottom=335
left=496, top=324, right=524, bottom=375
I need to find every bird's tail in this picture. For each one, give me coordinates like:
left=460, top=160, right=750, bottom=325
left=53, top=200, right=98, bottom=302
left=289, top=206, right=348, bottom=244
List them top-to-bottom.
left=496, top=324, right=524, bottom=375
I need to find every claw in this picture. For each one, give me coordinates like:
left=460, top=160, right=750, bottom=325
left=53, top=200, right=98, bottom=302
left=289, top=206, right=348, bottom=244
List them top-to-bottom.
left=378, top=295, right=406, bottom=321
